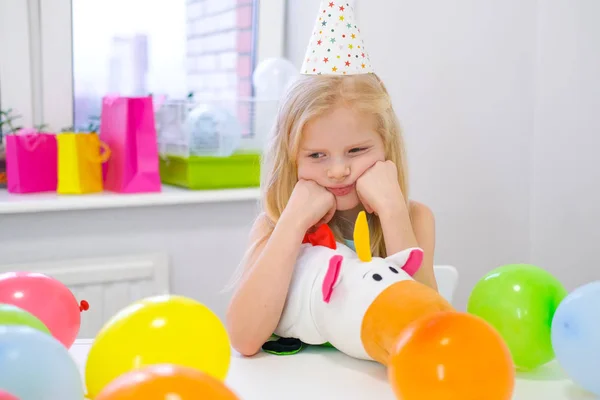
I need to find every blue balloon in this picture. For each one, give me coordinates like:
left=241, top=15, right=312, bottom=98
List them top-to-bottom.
left=551, top=281, right=600, bottom=396
left=0, top=325, right=84, bottom=400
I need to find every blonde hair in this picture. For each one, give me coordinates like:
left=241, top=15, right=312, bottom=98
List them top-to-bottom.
left=225, top=73, right=410, bottom=290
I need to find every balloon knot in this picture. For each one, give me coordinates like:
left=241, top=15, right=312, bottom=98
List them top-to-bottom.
left=79, top=300, right=89, bottom=312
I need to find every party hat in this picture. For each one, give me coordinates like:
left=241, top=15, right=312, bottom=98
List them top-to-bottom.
left=301, top=1, right=374, bottom=76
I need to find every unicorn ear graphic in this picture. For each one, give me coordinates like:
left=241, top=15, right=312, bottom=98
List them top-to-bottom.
left=353, top=211, right=372, bottom=262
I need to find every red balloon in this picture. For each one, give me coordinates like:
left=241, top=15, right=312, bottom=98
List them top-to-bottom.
left=0, top=272, right=86, bottom=348
left=0, top=390, right=19, bottom=400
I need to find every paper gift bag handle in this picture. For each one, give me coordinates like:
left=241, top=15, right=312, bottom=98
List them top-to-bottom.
left=20, top=129, right=47, bottom=152
left=86, top=140, right=111, bottom=163
left=97, top=141, right=111, bottom=163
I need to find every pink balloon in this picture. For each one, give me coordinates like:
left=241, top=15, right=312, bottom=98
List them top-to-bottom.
left=0, top=272, right=87, bottom=348
left=0, top=389, right=19, bottom=400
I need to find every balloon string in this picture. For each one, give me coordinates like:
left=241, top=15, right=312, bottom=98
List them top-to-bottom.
left=79, top=300, right=89, bottom=312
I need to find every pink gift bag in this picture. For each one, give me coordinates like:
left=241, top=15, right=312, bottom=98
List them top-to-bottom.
left=100, top=95, right=161, bottom=193
left=5, top=132, right=58, bottom=193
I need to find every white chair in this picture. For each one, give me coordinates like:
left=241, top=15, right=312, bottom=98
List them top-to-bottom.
left=433, top=265, right=459, bottom=305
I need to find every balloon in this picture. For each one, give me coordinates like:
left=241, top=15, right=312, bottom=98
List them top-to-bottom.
left=252, top=57, right=298, bottom=99
left=466, top=263, right=567, bottom=370
left=0, top=272, right=85, bottom=348
left=551, top=281, right=600, bottom=396
left=85, top=295, right=231, bottom=399
left=0, top=304, right=50, bottom=335
left=389, top=311, right=514, bottom=400
left=0, top=325, right=85, bottom=400
left=96, top=364, right=240, bottom=400
left=0, top=390, right=18, bottom=400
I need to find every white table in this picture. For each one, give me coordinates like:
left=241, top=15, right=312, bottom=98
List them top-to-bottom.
left=70, top=340, right=596, bottom=400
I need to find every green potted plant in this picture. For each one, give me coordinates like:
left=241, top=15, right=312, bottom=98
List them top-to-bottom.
left=61, top=115, right=100, bottom=134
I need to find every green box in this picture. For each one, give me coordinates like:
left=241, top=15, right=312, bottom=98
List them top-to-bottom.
left=159, top=152, right=261, bottom=190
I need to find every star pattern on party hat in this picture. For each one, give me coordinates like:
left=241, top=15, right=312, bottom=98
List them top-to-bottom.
left=301, top=1, right=374, bottom=76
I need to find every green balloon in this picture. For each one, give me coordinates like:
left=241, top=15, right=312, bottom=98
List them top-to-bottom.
left=467, top=264, right=567, bottom=371
left=0, top=303, right=51, bottom=335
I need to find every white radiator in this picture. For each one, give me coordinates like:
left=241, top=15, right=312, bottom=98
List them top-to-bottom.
left=0, top=253, right=170, bottom=338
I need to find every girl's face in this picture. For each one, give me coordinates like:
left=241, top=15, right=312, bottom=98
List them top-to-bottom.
left=297, top=105, right=386, bottom=211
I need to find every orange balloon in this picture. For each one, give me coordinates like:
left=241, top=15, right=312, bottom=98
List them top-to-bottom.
left=388, top=311, right=515, bottom=400
left=95, top=364, right=240, bottom=400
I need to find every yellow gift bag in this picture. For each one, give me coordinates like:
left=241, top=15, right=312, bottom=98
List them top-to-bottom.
left=57, top=132, right=111, bottom=194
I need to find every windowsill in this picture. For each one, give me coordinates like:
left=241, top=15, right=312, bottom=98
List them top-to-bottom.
left=0, top=185, right=261, bottom=215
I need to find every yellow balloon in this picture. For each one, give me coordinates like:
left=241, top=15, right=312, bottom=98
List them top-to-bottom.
left=84, top=295, right=231, bottom=399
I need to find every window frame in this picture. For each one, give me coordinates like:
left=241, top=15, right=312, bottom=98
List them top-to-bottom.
left=0, top=0, right=39, bottom=131
left=2, top=0, right=286, bottom=133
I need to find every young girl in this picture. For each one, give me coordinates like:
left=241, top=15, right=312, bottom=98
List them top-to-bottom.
left=226, top=1, right=437, bottom=357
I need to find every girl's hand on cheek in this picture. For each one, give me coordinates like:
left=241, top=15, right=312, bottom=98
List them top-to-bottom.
left=356, top=160, right=405, bottom=216
left=284, top=179, right=337, bottom=232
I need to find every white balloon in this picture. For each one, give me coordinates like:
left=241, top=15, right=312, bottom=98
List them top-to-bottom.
left=252, top=57, right=298, bottom=99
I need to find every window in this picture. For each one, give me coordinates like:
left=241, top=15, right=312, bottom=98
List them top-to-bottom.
left=0, top=0, right=37, bottom=129
left=1, top=0, right=285, bottom=134
left=71, top=0, right=261, bottom=132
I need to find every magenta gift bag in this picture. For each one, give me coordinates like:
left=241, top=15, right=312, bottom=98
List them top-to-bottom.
left=100, top=95, right=161, bottom=193
left=5, top=133, right=57, bottom=193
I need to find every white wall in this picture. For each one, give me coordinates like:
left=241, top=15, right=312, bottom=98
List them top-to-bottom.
left=286, top=0, right=599, bottom=309
left=531, top=0, right=600, bottom=288
left=0, top=202, right=259, bottom=320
